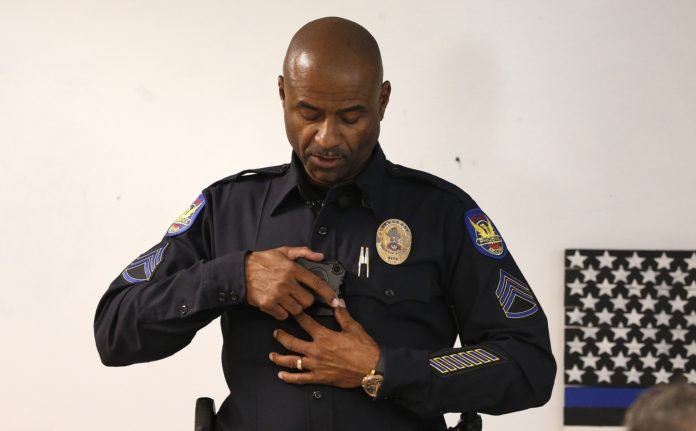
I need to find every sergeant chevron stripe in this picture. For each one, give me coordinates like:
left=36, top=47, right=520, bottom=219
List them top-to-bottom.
left=121, top=243, right=170, bottom=283
left=495, top=269, right=538, bottom=318
left=429, top=347, right=505, bottom=376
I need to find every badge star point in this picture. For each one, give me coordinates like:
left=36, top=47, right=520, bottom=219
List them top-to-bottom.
left=567, top=250, right=587, bottom=269
left=597, top=251, right=616, bottom=268
left=626, top=252, right=645, bottom=269
left=655, top=252, right=674, bottom=270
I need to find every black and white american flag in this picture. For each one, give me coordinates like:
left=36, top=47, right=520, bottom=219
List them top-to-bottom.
left=564, top=249, right=696, bottom=426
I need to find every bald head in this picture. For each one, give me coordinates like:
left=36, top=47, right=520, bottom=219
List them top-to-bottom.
left=283, top=17, right=383, bottom=85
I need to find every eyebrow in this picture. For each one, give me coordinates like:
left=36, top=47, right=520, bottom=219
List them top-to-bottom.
left=295, top=101, right=367, bottom=114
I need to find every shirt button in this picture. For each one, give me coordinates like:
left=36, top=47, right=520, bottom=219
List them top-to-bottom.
left=317, top=226, right=328, bottom=235
left=384, top=289, right=395, bottom=297
left=218, top=292, right=227, bottom=302
left=229, top=293, right=240, bottom=302
left=179, top=304, right=189, bottom=315
left=313, top=390, right=323, bottom=400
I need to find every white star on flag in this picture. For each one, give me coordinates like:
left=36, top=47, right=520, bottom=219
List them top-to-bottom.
left=567, top=251, right=587, bottom=268
left=597, top=251, right=616, bottom=268
left=626, top=252, right=645, bottom=269
left=655, top=252, right=673, bottom=270
left=685, top=253, right=696, bottom=270
left=612, top=265, right=631, bottom=283
left=581, top=266, right=600, bottom=282
left=641, top=268, right=658, bottom=284
left=670, top=268, right=688, bottom=285
left=567, top=279, right=587, bottom=296
left=596, top=280, right=617, bottom=297
left=625, top=280, right=645, bottom=297
left=654, top=281, right=673, bottom=298
left=685, top=282, right=696, bottom=299
left=580, top=294, right=599, bottom=310
left=610, top=294, right=629, bottom=311
left=638, top=294, right=658, bottom=312
left=669, top=295, right=687, bottom=312
left=567, top=307, right=585, bottom=324
left=595, top=308, right=614, bottom=325
left=624, top=308, right=643, bottom=326
left=654, top=310, right=672, bottom=326
left=685, top=311, right=696, bottom=326
left=581, top=325, right=600, bottom=340
left=611, top=325, right=630, bottom=340
left=639, top=325, right=658, bottom=341
left=671, top=326, right=688, bottom=342
left=567, top=336, right=585, bottom=354
left=595, top=336, right=616, bottom=355
left=624, top=337, right=643, bottom=355
left=652, top=339, right=671, bottom=356
left=686, top=341, right=696, bottom=356
left=610, top=351, right=630, bottom=369
left=581, top=352, right=600, bottom=369
left=639, top=352, right=658, bottom=369
left=671, top=354, right=688, bottom=370
left=566, top=365, right=585, bottom=382
left=595, top=366, right=613, bottom=383
left=623, top=366, right=642, bottom=384
left=653, top=367, right=671, bottom=384
left=686, top=369, right=696, bottom=384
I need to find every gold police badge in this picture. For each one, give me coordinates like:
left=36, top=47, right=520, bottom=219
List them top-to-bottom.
left=376, top=219, right=412, bottom=265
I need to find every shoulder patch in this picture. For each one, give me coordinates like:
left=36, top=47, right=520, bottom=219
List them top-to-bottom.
left=166, top=194, right=205, bottom=237
left=464, top=208, right=507, bottom=259
left=122, top=242, right=169, bottom=283
left=496, top=269, right=538, bottom=318
left=429, top=346, right=506, bottom=377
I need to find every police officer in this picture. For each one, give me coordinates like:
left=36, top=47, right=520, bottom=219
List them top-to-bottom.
left=95, top=17, right=555, bottom=431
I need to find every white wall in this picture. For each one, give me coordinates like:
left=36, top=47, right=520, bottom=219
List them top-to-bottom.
left=1, top=1, right=695, bottom=430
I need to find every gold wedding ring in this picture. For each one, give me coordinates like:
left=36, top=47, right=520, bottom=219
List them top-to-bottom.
left=296, top=358, right=303, bottom=370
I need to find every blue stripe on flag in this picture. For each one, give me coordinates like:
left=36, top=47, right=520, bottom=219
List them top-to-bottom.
left=565, top=387, right=646, bottom=408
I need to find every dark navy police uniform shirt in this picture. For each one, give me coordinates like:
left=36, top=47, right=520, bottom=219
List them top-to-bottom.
left=94, top=145, right=555, bottom=431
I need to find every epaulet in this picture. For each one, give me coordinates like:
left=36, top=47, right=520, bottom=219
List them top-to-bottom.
left=385, top=161, right=475, bottom=206
left=208, top=163, right=290, bottom=188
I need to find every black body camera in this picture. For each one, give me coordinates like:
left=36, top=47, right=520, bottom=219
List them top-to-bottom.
left=296, top=258, right=345, bottom=316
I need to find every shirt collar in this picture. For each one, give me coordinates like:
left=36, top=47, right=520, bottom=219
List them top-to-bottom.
left=269, top=144, right=388, bottom=218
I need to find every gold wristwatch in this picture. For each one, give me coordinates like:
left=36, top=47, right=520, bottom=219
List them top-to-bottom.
left=361, top=369, right=384, bottom=398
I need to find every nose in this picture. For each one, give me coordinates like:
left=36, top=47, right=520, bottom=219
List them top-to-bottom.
left=315, top=117, right=341, bottom=150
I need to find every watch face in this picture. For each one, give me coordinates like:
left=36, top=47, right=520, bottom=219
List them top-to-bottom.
left=364, top=374, right=384, bottom=397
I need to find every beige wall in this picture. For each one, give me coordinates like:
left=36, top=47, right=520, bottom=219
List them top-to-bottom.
left=1, top=1, right=695, bottom=430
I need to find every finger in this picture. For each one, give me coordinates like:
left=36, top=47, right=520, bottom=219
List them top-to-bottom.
left=284, top=246, right=324, bottom=262
left=295, top=268, right=339, bottom=308
left=289, top=285, right=315, bottom=309
left=278, top=295, right=304, bottom=316
left=262, top=303, right=290, bottom=321
left=334, top=306, right=358, bottom=331
left=294, top=312, right=326, bottom=337
left=274, top=329, right=313, bottom=354
left=269, top=352, right=309, bottom=370
left=278, top=370, right=320, bottom=385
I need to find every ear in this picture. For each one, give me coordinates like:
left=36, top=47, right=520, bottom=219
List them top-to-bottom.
left=278, top=75, right=286, bottom=106
left=378, top=81, right=391, bottom=120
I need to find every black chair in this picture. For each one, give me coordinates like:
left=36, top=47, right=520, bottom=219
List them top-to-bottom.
left=194, top=397, right=216, bottom=431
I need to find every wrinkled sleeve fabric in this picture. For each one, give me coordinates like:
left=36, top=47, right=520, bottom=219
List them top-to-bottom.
left=94, top=191, right=248, bottom=366
left=378, top=200, right=556, bottom=417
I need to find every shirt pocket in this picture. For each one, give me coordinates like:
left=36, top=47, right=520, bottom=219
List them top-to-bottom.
left=343, top=262, right=437, bottom=305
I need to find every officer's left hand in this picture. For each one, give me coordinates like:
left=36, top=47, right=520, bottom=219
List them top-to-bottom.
left=269, top=307, right=380, bottom=388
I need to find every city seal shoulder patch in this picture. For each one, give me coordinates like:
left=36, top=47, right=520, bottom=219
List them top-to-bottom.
left=166, top=194, right=206, bottom=237
left=464, top=208, right=507, bottom=259
left=376, top=218, right=412, bottom=265
left=122, top=242, right=169, bottom=283
left=496, top=269, right=538, bottom=319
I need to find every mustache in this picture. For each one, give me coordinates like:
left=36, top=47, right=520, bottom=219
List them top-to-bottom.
left=304, top=147, right=348, bottom=158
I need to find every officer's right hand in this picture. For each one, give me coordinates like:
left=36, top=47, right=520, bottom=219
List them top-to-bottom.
left=245, top=246, right=339, bottom=320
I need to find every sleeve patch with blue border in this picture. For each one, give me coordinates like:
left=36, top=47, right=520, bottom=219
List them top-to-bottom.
left=166, top=194, right=205, bottom=237
left=464, top=208, right=507, bottom=259
left=121, top=242, right=169, bottom=284
left=495, top=269, right=538, bottom=318
left=429, top=347, right=506, bottom=377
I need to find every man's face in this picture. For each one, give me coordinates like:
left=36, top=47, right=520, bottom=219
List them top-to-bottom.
left=279, top=56, right=390, bottom=187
